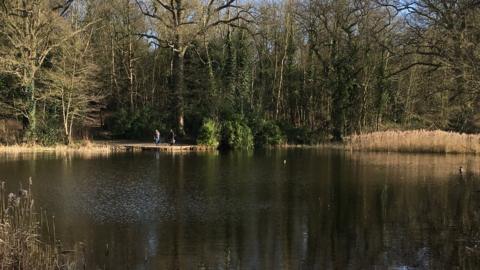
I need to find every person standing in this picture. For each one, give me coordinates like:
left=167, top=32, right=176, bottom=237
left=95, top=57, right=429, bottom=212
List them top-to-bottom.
left=154, top=129, right=161, bottom=145
left=169, top=129, right=175, bottom=145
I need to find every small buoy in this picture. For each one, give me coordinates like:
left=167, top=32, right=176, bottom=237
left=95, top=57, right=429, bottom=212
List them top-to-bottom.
left=283, top=160, right=286, bottom=165
left=459, top=166, right=465, bottom=175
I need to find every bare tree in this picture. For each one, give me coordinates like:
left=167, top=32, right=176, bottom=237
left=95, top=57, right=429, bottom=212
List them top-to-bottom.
left=0, top=0, right=93, bottom=141
left=135, top=0, right=252, bottom=134
left=47, top=28, right=103, bottom=144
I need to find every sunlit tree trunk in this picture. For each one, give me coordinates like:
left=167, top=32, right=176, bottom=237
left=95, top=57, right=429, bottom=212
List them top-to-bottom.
left=172, top=44, right=186, bottom=134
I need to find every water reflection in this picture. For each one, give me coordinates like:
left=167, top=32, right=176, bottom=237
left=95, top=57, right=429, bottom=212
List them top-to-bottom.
left=0, top=149, right=480, bottom=269
left=0, top=151, right=116, bottom=161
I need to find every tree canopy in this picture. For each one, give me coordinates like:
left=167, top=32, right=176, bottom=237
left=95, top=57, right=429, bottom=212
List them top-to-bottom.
left=1, top=0, right=480, bottom=145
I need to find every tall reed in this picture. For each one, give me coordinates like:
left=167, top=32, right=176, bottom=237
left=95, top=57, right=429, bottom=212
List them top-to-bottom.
left=348, top=130, right=480, bottom=154
left=0, top=178, right=82, bottom=269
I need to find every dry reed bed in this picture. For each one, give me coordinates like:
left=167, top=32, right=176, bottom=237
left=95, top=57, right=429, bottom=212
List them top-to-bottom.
left=349, top=130, right=480, bottom=154
left=0, top=178, right=81, bottom=269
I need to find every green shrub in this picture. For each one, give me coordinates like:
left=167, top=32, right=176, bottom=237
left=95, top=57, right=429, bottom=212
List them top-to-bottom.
left=107, top=107, right=166, bottom=139
left=447, top=107, right=479, bottom=133
left=108, top=109, right=131, bottom=137
left=36, top=115, right=62, bottom=146
left=197, top=119, right=220, bottom=147
left=220, top=120, right=254, bottom=150
left=252, top=120, right=285, bottom=147
left=36, top=125, right=62, bottom=146
left=283, top=125, right=327, bottom=145
left=285, top=126, right=311, bottom=144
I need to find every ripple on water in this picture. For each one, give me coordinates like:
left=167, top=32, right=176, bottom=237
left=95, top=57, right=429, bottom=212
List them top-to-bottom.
left=70, top=177, right=276, bottom=224
left=71, top=179, right=174, bottom=223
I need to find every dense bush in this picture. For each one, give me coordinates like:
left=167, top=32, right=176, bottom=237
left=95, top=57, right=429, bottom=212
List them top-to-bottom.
left=107, top=107, right=166, bottom=140
left=447, top=107, right=480, bottom=134
left=184, top=111, right=205, bottom=141
left=36, top=115, right=62, bottom=146
left=197, top=119, right=220, bottom=147
left=251, top=119, right=285, bottom=147
left=220, top=120, right=253, bottom=150
left=283, top=125, right=327, bottom=145
left=36, top=126, right=62, bottom=146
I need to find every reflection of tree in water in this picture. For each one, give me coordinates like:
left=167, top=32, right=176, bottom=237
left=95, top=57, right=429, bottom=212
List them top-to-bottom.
left=6, top=150, right=480, bottom=268
left=149, top=151, right=480, bottom=269
left=295, top=152, right=480, bottom=269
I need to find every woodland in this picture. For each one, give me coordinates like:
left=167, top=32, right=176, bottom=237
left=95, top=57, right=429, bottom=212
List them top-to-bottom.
left=1, top=0, right=479, bottom=148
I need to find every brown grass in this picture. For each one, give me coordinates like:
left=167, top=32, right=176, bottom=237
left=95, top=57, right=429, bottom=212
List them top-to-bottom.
left=348, top=130, right=480, bottom=154
left=0, top=140, right=123, bottom=154
left=0, top=178, right=82, bottom=269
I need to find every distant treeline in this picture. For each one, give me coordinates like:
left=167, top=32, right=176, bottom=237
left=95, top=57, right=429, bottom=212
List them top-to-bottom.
left=1, top=0, right=480, bottom=146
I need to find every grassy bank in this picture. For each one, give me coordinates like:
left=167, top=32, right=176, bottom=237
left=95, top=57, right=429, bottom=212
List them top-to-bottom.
left=4, top=130, right=480, bottom=155
left=348, top=130, right=480, bottom=154
left=0, top=140, right=123, bottom=154
left=0, top=178, right=81, bottom=269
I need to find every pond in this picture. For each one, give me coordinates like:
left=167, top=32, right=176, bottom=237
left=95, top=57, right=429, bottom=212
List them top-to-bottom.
left=0, top=149, right=480, bottom=269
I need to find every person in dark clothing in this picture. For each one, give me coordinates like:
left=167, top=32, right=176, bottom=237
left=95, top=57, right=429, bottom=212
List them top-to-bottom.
left=154, top=129, right=161, bottom=145
left=169, top=129, right=175, bottom=145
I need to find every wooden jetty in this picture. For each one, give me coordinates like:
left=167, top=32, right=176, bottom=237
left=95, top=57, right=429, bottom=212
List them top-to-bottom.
left=107, top=142, right=217, bottom=152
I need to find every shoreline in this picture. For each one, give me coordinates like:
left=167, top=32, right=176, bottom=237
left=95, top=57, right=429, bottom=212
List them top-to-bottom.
left=1, top=130, right=480, bottom=155
left=272, top=130, right=480, bottom=155
left=0, top=141, right=216, bottom=154
left=0, top=142, right=122, bottom=154
left=271, top=143, right=346, bottom=149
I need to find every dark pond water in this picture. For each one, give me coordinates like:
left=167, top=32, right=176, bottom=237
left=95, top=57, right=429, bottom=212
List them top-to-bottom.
left=1, top=149, right=480, bottom=269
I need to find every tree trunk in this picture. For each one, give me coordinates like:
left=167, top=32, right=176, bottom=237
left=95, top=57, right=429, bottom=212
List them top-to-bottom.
left=127, top=0, right=135, bottom=111
left=128, top=38, right=135, bottom=111
left=205, top=39, right=218, bottom=115
left=172, top=47, right=185, bottom=135
left=25, top=81, right=37, bottom=143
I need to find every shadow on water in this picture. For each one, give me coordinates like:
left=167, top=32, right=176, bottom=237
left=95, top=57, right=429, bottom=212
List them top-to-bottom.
left=1, top=149, right=480, bottom=269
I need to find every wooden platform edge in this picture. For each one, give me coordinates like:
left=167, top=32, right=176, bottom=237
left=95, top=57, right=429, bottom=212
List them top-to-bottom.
left=110, top=143, right=217, bottom=152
